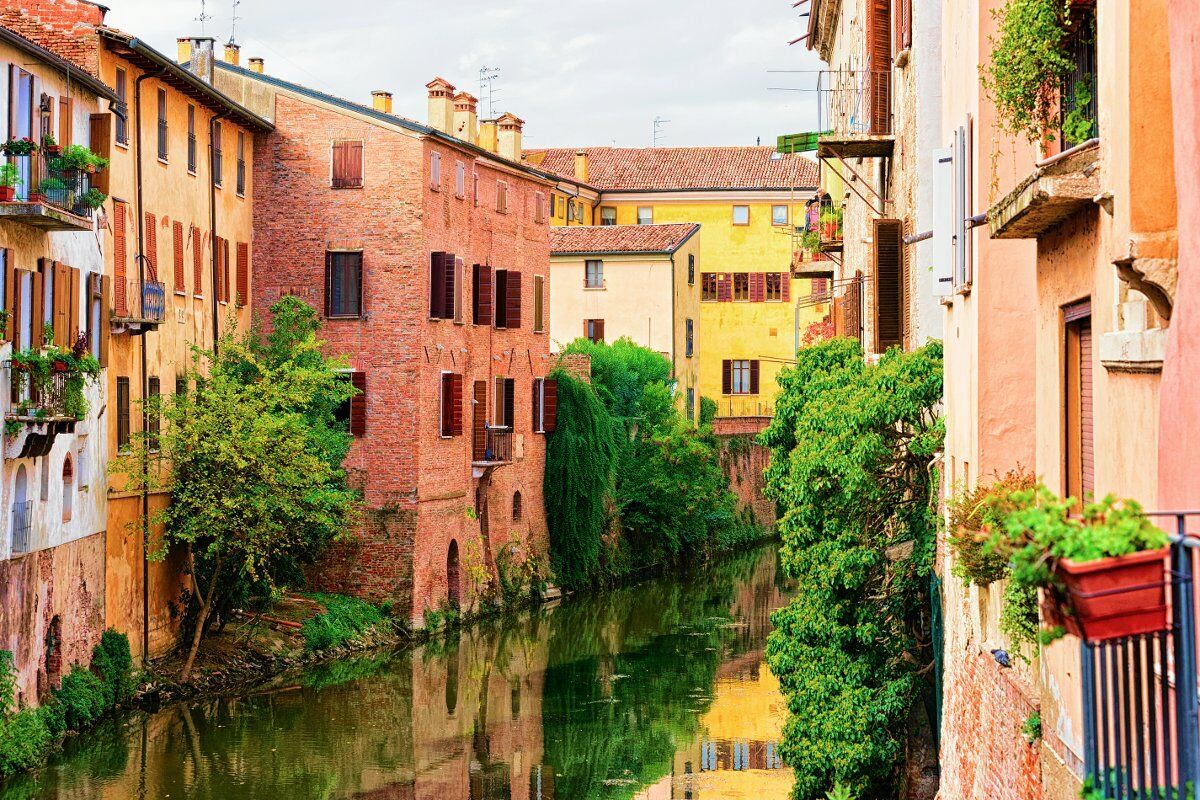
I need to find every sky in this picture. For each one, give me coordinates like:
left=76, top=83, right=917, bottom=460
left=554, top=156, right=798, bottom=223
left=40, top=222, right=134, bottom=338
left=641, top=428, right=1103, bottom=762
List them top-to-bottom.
left=101, top=0, right=826, bottom=149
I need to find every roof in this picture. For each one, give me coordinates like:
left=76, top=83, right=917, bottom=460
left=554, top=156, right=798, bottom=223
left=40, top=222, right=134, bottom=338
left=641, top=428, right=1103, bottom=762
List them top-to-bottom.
left=0, top=27, right=117, bottom=103
left=98, top=29, right=272, bottom=132
left=524, top=146, right=819, bottom=192
left=551, top=224, right=700, bottom=256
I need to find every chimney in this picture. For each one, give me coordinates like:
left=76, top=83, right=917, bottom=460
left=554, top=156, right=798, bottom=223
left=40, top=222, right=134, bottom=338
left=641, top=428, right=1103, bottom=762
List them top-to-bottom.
left=177, top=37, right=192, bottom=64
left=186, top=37, right=216, bottom=83
left=223, top=41, right=240, bottom=66
left=248, top=57, right=264, bottom=74
left=425, top=77, right=456, bottom=134
left=371, top=90, right=393, bottom=114
left=452, top=92, right=479, bottom=145
left=496, top=113, right=525, bottom=162
left=479, top=119, right=499, bottom=154
left=574, top=151, right=589, bottom=183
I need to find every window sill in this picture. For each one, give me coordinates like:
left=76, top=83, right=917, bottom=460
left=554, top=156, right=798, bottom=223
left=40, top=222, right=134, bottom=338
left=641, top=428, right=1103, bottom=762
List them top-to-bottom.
left=116, top=140, right=130, bottom=150
left=157, top=157, right=169, bottom=166
left=187, top=169, right=197, bottom=177
left=330, top=185, right=363, bottom=190
left=236, top=191, right=245, bottom=199
left=583, top=286, right=606, bottom=292
left=174, top=290, right=187, bottom=297
left=193, top=293, right=204, bottom=300
left=326, top=314, right=363, bottom=321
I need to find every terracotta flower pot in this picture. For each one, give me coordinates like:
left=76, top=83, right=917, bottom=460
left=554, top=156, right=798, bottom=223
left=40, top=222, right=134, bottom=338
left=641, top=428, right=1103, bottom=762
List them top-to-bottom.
left=44, top=145, right=60, bottom=156
left=0, top=186, right=14, bottom=202
left=28, top=193, right=47, bottom=204
left=52, top=360, right=68, bottom=373
left=1055, top=547, right=1169, bottom=642
left=1039, top=586, right=1083, bottom=639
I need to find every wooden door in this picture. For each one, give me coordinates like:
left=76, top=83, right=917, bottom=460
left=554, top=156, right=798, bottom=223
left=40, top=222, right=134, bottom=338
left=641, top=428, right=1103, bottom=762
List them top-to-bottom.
left=1064, top=302, right=1094, bottom=502
left=472, top=380, right=487, bottom=461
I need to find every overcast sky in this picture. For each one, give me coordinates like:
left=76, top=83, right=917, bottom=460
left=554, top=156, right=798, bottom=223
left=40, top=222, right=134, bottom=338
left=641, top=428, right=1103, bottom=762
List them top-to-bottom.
left=102, top=0, right=825, bottom=148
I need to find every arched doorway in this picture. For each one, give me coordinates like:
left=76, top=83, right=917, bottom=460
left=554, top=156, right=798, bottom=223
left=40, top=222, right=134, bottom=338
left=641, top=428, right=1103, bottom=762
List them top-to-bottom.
left=11, top=464, right=29, bottom=555
left=447, top=539, right=461, bottom=611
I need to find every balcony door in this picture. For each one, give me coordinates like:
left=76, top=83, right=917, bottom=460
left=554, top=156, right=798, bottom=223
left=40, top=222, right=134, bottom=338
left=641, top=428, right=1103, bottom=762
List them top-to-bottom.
left=8, top=66, right=35, bottom=200
left=1064, top=300, right=1094, bottom=503
left=472, top=380, right=487, bottom=462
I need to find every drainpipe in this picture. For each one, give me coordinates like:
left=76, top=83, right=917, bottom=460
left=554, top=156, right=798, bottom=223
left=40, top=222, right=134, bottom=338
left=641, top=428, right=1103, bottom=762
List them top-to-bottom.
left=133, top=66, right=166, bottom=667
left=208, top=110, right=230, bottom=355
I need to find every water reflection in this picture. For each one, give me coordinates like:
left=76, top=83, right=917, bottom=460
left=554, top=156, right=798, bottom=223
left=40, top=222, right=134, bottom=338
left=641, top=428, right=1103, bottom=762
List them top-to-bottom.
left=1, top=544, right=794, bottom=800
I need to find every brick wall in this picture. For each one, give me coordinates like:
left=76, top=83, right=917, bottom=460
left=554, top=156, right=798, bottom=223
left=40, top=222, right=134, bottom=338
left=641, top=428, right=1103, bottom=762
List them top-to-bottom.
left=1, top=0, right=105, bottom=75
left=713, top=416, right=776, bottom=528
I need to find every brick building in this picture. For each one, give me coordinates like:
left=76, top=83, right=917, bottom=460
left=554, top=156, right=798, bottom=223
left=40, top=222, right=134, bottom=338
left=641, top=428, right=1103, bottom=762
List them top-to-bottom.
left=211, top=59, right=558, bottom=625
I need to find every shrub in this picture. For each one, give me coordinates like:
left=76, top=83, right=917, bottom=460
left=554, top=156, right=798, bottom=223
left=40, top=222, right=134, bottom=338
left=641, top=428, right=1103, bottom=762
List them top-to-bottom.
left=699, top=396, right=717, bottom=426
left=947, top=469, right=1036, bottom=586
left=301, top=594, right=383, bottom=652
left=91, top=629, right=135, bottom=707
left=56, top=665, right=107, bottom=732
left=0, top=707, right=51, bottom=777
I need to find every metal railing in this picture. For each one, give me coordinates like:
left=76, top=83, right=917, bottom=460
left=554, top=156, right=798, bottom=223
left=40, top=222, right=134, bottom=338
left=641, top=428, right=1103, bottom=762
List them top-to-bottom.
left=817, top=68, right=892, bottom=137
left=7, top=152, right=97, bottom=220
left=818, top=194, right=843, bottom=250
left=114, top=278, right=166, bottom=322
left=11, top=369, right=71, bottom=417
left=720, top=397, right=774, bottom=418
left=477, top=426, right=512, bottom=464
left=9, top=500, right=32, bottom=555
left=1080, top=512, right=1200, bottom=798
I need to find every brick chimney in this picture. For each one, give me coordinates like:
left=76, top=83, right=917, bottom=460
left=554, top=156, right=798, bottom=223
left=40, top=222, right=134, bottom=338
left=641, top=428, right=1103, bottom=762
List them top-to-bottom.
left=177, top=37, right=192, bottom=64
left=186, top=37, right=216, bottom=84
left=223, top=41, right=240, bottom=66
left=248, top=57, right=264, bottom=74
left=425, top=77, right=456, bottom=134
left=371, top=90, right=393, bottom=114
left=453, top=92, right=479, bottom=145
left=496, top=113, right=524, bottom=162
left=479, top=119, right=499, bottom=154
left=574, top=151, right=589, bottom=183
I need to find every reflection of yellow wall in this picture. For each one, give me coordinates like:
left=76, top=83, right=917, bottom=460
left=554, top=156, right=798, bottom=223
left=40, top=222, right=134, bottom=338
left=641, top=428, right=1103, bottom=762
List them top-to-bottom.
left=700, top=663, right=788, bottom=743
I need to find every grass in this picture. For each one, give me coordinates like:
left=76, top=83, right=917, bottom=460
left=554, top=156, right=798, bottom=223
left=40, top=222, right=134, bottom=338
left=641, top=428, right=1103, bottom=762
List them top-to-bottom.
left=300, top=594, right=384, bottom=652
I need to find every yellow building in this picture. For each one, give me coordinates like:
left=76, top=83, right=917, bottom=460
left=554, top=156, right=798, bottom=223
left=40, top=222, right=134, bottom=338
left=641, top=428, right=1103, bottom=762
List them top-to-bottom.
left=95, top=33, right=272, bottom=659
left=528, top=147, right=821, bottom=418
left=549, top=223, right=701, bottom=421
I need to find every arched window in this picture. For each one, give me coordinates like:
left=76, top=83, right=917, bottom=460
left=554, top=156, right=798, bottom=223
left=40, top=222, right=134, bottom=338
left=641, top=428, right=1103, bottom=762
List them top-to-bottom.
left=61, top=456, right=74, bottom=523
left=11, top=464, right=30, bottom=555
left=512, top=491, right=523, bottom=521
left=446, top=539, right=460, bottom=611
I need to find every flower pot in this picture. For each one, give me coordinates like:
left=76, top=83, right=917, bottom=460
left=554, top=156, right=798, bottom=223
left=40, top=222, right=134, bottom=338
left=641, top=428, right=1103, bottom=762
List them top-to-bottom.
left=44, top=145, right=60, bottom=156
left=0, top=186, right=14, bottom=202
left=28, top=193, right=47, bottom=204
left=52, top=360, right=68, bottom=373
left=1056, top=547, right=1169, bottom=642
left=1039, top=586, right=1083, bottom=639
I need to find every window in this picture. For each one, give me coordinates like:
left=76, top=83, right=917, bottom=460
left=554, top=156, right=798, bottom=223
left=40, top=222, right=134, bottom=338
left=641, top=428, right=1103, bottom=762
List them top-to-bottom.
left=115, top=68, right=128, bottom=146
left=156, top=88, right=168, bottom=161
left=57, top=97, right=73, bottom=148
left=187, top=104, right=196, bottom=173
left=213, top=121, right=223, bottom=187
left=236, top=131, right=246, bottom=196
left=331, top=140, right=363, bottom=188
left=430, top=152, right=441, bottom=189
left=455, top=161, right=466, bottom=198
left=496, top=181, right=508, bottom=213
left=534, top=192, right=547, bottom=223
left=567, top=200, right=576, bottom=222
left=732, top=205, right=750, bottom=226
left=772, top=205, right=789, bottom=226
left=600, top=206, right=617, bottom=226
left=637, top=206, right=653, bottom=225
left=145, top=211, right=159, bottom=281
left=873, top=218, right=905, bottom=352
left=192, top=225, right=203, bottom=296
left=325, top=251, right=363, bottom=318
left=429, top=252, right=457, bottom=320
left=688, top=254, right=695, bottom=285
left=585, top=260, right=604, bottom=289
left=473, top=263, right=493, bottom=325
left=493, top=269, right=521, bottom=329
left=765, top=272, right=782, bottom=302
left=88, top=273, right=103, bottom=364
left=701, top=273, right=718, bottom=301
left=733, top=273, right=749, bottom=301
left=533, top=274, right=545, bottom=333
left=685, top=318, right=694, bottom=357
left=585, top=319, right=604, bottom=343
left=722, top=359, right=759, bottom=395
left=334, top=371, right=367, bottom=436
left=440, top=372, right=464, bottom=437
left=147, top=376, right=161, bottom=452
left=175, top=376, right=187, bottom=397
left=116, top=377, right=131, bottom=451
left=494, top=377, right=515, bottom=428
left=531, top=377, right=557, bottom=433
left=686, top=387, right=695, bottom=422
left=512, top=491, right=523, bottom=521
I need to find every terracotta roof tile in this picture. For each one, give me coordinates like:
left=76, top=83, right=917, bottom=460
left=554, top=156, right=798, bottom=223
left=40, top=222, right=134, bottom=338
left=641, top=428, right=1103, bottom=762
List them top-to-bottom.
left=525, top=146, right=818, bottom=191
left=550, top=224, right=700, bottom=255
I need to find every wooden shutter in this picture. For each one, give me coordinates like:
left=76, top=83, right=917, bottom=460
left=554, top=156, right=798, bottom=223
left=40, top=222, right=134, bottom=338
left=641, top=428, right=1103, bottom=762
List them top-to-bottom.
left=865, top=0, right=892, bottom=134
left=58, top=96, right=73, bottom=147
left=89, top=113, right=111, bottom=194
left=332, top=140, right=363, bottom=188
left=114, top=201, right=127, bottom=315
left=144, top=212, right=158, bottom=281
left=873, top=219, right=904, bottom=352
left=901, top=219, right=912, bottom=348
left=173, top=221, right=185, bottom=292
left=192, top=226, right=203, bottom=296
left=223, top=239, right=230, bottom=303
left=236, top=242, right=249, bottom=307
left=3, top=249, right=14, bottom=342
left=430, top=252, right=447, bottom=318
left=443, top=252, right=456, bottom=320
left=53, top=261, right=71, bottom=345
left=473, top=264, right=493, bottom=325
left=30, top=267, right=43, bottom=346
left=506, top=270, right=522, bottom=329
left=781, top=272, right=791, bottom=302
left=717, top=273, right=732, bottom=302
left=749, top=273, right=764, bottom=302
left=99, top=274, right=111, bottom=367
left=534, top=275, right=544, bottom=332
left=594, top=319, right=604, bottom=342
left=722, top=359, right=732, bottom=395
left=749, top=360, right=761, bottom=394
left=349, top=371, right=367, bottom=436
left=440, top=372, right=453, bottom=436
left=451, top=374, right=464, bottom=435
left=503, top=378, right=515, bottom=429
left=531, top=378, right=542, bottom=432
left=543, top=378, right=557, bottom=433
left=472, top=380, right=487, bottom=461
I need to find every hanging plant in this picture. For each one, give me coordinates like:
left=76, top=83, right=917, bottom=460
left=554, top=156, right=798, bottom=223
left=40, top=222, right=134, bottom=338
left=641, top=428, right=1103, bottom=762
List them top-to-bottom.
left=981, top=0, right=1075, bottom=143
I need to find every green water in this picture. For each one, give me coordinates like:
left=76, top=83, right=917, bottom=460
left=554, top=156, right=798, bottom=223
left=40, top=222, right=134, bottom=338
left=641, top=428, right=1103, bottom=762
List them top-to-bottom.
left=3, top=543, right=795, bottom=800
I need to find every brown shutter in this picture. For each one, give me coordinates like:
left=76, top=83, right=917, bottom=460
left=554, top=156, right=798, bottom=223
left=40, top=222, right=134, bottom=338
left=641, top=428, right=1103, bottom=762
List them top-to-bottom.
left=865, top=0, right=892, bottom=134
left=89, top=113, right=111, bottom=194
left=332, top=141, right=363, bottom=189
left=114, top=202, right=127, bottom=315
left=144, top=212, right=158, bottom=281
left=873, top=218, right=904, bottom=352
left=901, top=219, right=912, bottom=348
left=173, top=221, right=185, bottom=292
left=192, top=226, right=203, bottom=296
left=223, top=239, right=230, bottom=303
left=236, top=242, right=249, bottom=307
left=3, top=249, right=14, bottom=342
left=323, top=252, right=332, bottom=317
left=429, top=252, right=446, bottom=318
left=443, top=252, right=456, bottom=319
left=54, top=261, right=71, bottom=345
left=474, top=264, right=493, bottom=325
left=69, top=267, right=79, bottom=343
left=30, top=268, right=43, bottom=346
left=507, top=270, right=522, bottom=329
left=781, top=272, right=791, bottom=302
left=717, top=273, right=732, bottom=302
left=749, top=273, right=764, bottom=302
left=99, top=275, right=111, bottom=367
left=1080, top=321, right=1094, bottom=499
left=722, top=359, right=732, bottom=395
left=750, top=360, right=760, bottom=394
left=349, top=371, right=367, bottom=436
left=440, top=372, right=453, bottom=436
left=451, top=373, right=464, bottom=436
left=504, top=378, right=515, bottom=429
left=532, top=378, right=542, bottom=432
left=543, top=379, right=557, bottom=433
left=472, top=380, right=487, bottom=460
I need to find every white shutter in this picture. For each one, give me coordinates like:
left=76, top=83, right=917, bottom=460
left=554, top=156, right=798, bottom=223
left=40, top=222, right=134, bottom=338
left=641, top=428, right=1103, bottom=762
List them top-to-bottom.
left=932, top=147, right=954, bottom=297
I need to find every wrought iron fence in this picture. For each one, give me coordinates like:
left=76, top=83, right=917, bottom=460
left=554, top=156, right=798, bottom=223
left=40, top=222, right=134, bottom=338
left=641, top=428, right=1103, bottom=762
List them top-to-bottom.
left=817, top=68, right=892, bottom=137
left=8, top=152, right=98, bottom=219
left=114, top=278, right=166, bottom=322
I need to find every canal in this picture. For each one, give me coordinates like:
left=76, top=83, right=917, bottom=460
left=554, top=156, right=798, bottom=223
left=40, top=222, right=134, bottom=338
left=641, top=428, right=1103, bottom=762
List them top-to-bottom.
left=2, top=543, right=795, bottom=800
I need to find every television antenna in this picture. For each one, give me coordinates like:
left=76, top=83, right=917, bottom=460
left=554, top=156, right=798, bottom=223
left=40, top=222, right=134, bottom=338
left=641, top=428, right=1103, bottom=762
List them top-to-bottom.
left=194, top=0, right=213, bottom=34
left=229, top=0, right=242, bottom=45
left=479, top=66, right=501, bottom=117
left=652, top=116, right=671, bottom=147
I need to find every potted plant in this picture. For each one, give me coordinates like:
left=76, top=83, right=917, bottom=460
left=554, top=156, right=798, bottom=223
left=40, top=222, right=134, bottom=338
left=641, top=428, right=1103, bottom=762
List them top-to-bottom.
left=41, top=134, right=60, bottom=156
left=1, top=137, right=37, bottom=157
left=50, top=145, right=108, bottom=174
left=0, top=163, right=21, bottom=202
left=33, top=176, right=65, bottom=204
left=80, top=188, right=106, bottom=210
left=820, top=208, right=843, bottom=241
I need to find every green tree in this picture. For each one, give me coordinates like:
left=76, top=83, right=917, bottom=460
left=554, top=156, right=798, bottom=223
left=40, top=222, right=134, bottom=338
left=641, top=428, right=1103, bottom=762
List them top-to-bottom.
left=113, top=300, right=359, bottom=680
left=760, top=338, right=943, bottom=799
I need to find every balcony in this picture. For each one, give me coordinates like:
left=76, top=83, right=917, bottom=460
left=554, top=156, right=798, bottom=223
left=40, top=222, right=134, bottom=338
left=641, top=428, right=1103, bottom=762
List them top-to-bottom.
left=815, top=69, right=893, bottom=159
left=988, top=139, right=1100, bottom=240
left=0, top=152, right=98, bottom=232
left=111, top=279, right=167, bottom=334
left=6, top=370, right=79, bottom=458
left=472, top=426, right=513, bottom=477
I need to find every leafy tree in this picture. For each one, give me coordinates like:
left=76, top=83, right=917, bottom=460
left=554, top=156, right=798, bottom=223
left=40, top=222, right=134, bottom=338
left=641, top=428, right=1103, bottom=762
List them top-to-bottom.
left=112, top=300, right=360, bottom=680
left=561, top=337, right=673, bottom=420
left=760, top=338, right=943, bottom=799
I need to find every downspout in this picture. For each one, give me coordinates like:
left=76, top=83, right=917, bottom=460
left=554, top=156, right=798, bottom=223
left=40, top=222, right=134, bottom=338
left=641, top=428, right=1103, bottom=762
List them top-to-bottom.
left=133, top=66, right=166, bottom=667
left=208, top=110, right=230, bottom=354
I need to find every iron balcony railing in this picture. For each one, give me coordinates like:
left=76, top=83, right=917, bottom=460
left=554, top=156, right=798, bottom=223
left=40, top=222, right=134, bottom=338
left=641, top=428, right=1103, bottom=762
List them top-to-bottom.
left=816, top=68, right=892, bottom=138
left=8, top=152, right=97, bottom=220
left=114, top=278, right=166, bottom=323
left=11, top=369, right=73, bottom=419
left=478, top=426, right=513, bottom=465
left=9, top=500, right=32, bottom=556
left=1080, top=512, right=1200, bottom=798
